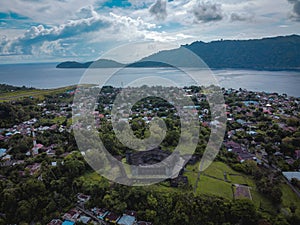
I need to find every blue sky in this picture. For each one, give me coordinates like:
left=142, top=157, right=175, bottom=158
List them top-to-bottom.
left=0, top=0, right=299, bottom=63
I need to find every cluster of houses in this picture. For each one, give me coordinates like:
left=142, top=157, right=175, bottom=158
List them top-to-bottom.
left=2, top=86, right=299, bottom=173
left=2, top=86, right=299, bottom=162
left=72, top=86, right=211, bottom=128
left=223, top=88, right=300, bottom=166
left=0, top=98, right=74, bottom=166
left=0, top=117, right=66, bottom=163
left=0, top=118, right=66, bottom=141
left=0, top=118, right=64, bottom=174
left=224, top=141, right=258, bottom=163
left=48, top=193, right=152, bottom=225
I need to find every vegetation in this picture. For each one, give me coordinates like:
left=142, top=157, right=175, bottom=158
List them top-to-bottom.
left=145, top=34, right=300, bottom=70
left=0, top=84, right=35, bottom=94
left=0, top=85, right=76, bottom=102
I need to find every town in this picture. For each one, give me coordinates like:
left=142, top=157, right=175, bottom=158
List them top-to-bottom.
left=0, top=84, right=300, bottom=224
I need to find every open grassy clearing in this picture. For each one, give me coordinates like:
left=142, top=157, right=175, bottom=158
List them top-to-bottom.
left=0, top=85, right=77, bottom=102
left=39, top=116, right=67, bottom=125
left=81, top=171, right=104, bottom=182
left=193, top=174, right=233, bottom=199
left=280, top=184, right=300, bottom=215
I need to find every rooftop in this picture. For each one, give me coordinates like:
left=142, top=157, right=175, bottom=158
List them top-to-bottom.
left=282, top=172, right=300, bottom=181
left=105, top=212, right=120, bottom=222
left=117, top=215, right=136, bottom=225
left=62, top=221, right=75, bottom=225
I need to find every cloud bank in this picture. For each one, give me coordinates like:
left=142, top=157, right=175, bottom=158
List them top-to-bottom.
left=0, top=0, right=298, bottom=63
left=0, top=6, right=163, bottom=56
left=1, top=7, right=110, bottom=55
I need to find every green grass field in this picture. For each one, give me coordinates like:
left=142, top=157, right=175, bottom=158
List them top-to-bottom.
left=0, top=85, right=77, bottom=102
left=39, top=116, right=67, bottom=126
left=185, top=161, right=253, bottom=200
left=81, top=171, right=104, bottom=182
left=193, top=174, right=233, bottom=199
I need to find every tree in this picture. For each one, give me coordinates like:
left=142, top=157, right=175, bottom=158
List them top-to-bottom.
left=286, top=118, right=299, bottom=127
left=270, top=186, right=282, bottom=204
left=147, top=194, right=158, bottom=208
left=230, top=199, right=258, bottom=225
left=290, top=202, right=297, bottom=214
left=144, top=209, right=157, bottom=222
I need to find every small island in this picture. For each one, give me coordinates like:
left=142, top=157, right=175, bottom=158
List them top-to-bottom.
left=56, top=59, right=174, bottom=68
left=56, top=59, right=124, bottom=68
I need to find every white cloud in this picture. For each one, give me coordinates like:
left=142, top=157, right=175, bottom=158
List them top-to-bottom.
left=0, top=5, right=182, bottom=57
left=75, top=5, right=99, bottom=19
left=1, top=6, right=111, bottom=55
left=230, top=12, right=254, bottom=22
left=107, top=13, right=189, bottom=43
left=110, top=13, right=157, bottom=30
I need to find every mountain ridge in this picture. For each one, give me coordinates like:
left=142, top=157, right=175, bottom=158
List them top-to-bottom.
left=56, top=34, right=300, bottom=70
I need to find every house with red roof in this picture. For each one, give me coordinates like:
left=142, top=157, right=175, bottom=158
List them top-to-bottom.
left=32, top=143, right=44, bottom=155
left=105, top=212, right=120, bottom=224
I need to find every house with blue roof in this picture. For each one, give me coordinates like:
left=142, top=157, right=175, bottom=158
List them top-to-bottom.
left=0, top=148, right=7, bottom=158
left=91, top=207, right=109, bottom=220
left=79, top=215, right=91, bottom=224
left=117, top=215, right=136, bottom=225
left=62, top=221, right=75, bottom=225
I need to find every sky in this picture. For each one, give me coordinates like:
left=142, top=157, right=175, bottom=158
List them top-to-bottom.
left=0, top=0, right=299, bottom=64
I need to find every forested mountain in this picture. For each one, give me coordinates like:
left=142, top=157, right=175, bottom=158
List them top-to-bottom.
left=143, top=34, right=300, bottom=70
left=57, top=35, right=300, bottom=70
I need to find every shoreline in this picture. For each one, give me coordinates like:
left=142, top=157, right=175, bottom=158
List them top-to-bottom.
left=1, top=83, right=299, bottom=103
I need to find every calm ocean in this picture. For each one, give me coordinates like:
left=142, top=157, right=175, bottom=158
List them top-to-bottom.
left=0, top=63, right=299, bottom=97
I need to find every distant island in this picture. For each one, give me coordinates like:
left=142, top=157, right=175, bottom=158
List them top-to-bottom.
left=57, top=34, right=300, bottom=70
left=56, top=59, right=174, bottom=68
left=56, top=59, right=124, bottom=68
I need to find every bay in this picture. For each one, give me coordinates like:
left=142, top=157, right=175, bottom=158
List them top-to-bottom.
left=0, top=63, right=299, bottom=97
